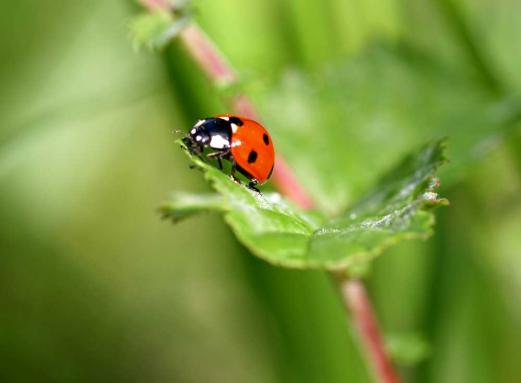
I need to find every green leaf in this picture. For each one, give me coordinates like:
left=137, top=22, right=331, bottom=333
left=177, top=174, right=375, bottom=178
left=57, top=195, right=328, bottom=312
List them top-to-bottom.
left=255, top=46, right=514, bottom=215
left=161, top=139, right=448, bottom=270
left=307, top=139, right=448, bottom=269
left=162, top=147, right=325, bottom=267
left=160, top=192, right=225, bottom=222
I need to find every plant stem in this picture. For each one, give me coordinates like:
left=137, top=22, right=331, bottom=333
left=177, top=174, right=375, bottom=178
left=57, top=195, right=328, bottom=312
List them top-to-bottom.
left=140, top=0, right=170, bottom=10
left=138, top=2, right=400, bottom=381
left=178, top=24, right=316, bottom=209
left=179, top=25, right=236, bottom=86
left=339, top=278, right=402, bottom=383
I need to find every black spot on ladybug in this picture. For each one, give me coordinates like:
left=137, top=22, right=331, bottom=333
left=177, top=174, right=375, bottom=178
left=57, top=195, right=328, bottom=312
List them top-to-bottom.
left=229, top=117, right=244, bottom=126
left=263, top=134, right=270, bottom=145
left=247, top=150, right=258, bottom=163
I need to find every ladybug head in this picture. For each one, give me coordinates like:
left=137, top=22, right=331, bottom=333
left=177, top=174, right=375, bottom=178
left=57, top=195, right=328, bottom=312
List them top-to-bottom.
left=183, top=117, right=233, bottom=154
left=183, top=124, right=212, bottom=154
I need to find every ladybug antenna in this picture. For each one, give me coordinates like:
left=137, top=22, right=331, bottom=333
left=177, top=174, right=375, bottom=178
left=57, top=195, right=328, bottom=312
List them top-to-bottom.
left=172, top=129, right=185, bottom=136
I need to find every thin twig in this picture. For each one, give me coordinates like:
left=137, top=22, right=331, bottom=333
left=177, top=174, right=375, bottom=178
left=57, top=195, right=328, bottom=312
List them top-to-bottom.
left=137, top=2, right=400, bottom=381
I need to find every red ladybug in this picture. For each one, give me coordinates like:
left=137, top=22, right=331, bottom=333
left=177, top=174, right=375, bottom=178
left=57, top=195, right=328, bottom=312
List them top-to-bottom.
left=183, top=114, right=275, bottom=191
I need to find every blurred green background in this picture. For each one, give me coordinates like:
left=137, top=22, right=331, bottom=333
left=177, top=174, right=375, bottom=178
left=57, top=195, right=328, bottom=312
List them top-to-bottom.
left=1, top=1, right=521, bottom=382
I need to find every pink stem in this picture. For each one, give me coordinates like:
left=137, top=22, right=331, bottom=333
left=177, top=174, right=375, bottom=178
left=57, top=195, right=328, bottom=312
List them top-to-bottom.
left=139, top=0, right=170, bottom=10
left=137, top=2, right=400, bottom=381
left=178, top=24, right=315, bottom=208
left=179, top=25, right=236, bottom=86
left=341, top=279, right=402, bottom=383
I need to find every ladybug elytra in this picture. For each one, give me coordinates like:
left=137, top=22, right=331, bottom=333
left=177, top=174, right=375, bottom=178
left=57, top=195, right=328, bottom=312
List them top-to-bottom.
left=183, top=114, right=275, bottom=191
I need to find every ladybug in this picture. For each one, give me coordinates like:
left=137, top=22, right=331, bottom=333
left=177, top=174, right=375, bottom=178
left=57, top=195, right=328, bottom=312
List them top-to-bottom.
left=183, top=114, right=275, bottom=191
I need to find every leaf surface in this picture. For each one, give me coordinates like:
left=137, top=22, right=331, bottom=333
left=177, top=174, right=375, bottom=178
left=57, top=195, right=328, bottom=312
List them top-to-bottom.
left=162, top=140, right=447, bottom=269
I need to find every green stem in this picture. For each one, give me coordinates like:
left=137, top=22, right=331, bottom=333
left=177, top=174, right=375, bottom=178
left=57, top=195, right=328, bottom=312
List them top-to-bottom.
left=137, top=2, right=401, bottom=381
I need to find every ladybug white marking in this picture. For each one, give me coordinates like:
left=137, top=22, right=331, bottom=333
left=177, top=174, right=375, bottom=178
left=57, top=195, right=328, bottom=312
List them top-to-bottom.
left=219, top=116, right=230, bottom=121
left=194, top=120, right=205, bottom=128
left=231, top=123, right=239, bottom=133
left=190, top=128, right=197, bottom=134
left=195, top=135, right=202, bottom=142
left=209, top=135, right=230, bottom=149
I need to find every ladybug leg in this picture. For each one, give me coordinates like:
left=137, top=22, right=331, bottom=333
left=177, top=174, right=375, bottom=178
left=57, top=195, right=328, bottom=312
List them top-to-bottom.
left=207, top=149, right=230, bottom=170
left=230, top=160, right=242, bottom=184
left=188, top=161, right=205, bottom=172
left=247, top=179, right=261, bottom=193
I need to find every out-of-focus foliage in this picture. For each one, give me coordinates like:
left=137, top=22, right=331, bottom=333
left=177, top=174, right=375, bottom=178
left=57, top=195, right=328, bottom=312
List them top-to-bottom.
left=1, top=1, right=521, bottom=383
left=130, top=10, right=184, bottom=50
left=258, top=48, right=516, bottom=213
left=163, top=141, right=447, bottom=269
left=386, top=332, right=431, bottom=367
